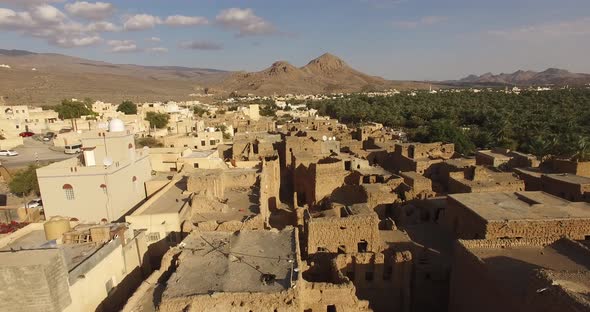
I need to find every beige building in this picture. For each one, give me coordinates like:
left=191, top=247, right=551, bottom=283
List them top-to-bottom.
left=37, top=119, right=152, bottom=222
left=162, top=131, right=224, bottom=150
left=0, top=221, right=150, bottom=312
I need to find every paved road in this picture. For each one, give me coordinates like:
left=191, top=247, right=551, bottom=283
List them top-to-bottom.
left=0, top=138, right=75, bottom=169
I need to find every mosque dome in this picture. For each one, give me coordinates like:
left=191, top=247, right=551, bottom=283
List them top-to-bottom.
left=108, top=118, right=125, bottom=132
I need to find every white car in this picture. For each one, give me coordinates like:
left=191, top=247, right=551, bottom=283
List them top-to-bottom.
left=0, top=150, right=18, bottom=156
left=26, top=198, right=43, bottom=208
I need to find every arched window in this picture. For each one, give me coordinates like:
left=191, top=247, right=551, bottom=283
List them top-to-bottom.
left=128, top=143, right=133, bottom=149
left=132, top=176, right=137, bottom=182
left=63, top=184, right=75, bottom=200
left=100, top=184, right=107, bottom=194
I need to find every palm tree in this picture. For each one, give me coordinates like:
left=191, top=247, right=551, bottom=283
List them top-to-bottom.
left=572, top=137, right=590, bottom=162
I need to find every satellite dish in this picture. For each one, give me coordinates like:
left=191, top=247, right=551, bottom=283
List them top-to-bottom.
left=322, top=135, right=327, bottom=141
left=143, top=146, right=150, bottom=150
left=103, top=157, right=113, bottom=167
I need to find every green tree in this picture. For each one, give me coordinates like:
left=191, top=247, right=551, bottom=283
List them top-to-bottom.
left=53, top=99, right=94, bottom=119
left=117, top=100, right=137, bottom=115
left=193, top=106, right=207, bottom=117
left=145, top=112, right=170, bottom=129
left=136, top=137, right=164, bottom=148
left=9, top=165, right=40, bottom=197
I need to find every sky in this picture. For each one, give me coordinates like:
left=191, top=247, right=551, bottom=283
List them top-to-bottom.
left=1, top=0, right=589, bottom=80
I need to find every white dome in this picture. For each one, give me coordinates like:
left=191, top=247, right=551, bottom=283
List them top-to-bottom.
left=108, top=118, right=125, bottom=132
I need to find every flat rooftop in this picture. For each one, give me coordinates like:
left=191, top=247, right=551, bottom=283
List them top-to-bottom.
left=185, top=150, right=217, bottom=158
left=477, top=150, right=511, bottom=159
left=543, top=173, right=590, bottom=185
left=137, top=177, right=190, bottom=215
left=192, top=187, right=260, bottom=223
left=449, top=191, right=590, bottom=221
left=0, top=228, right=102, bottom=271
left=163, top=229, right=296, bottom=298
left=467, top=239, right=590, bottom=295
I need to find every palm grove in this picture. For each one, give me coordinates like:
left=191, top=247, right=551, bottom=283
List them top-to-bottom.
left=306, top=89, right=590, bottom=160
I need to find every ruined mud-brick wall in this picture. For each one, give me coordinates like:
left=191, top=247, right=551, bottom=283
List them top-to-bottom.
left=284, top=136, right=323, bottom=168
left=507, top=151, right=539, bottom=169
left=475, top=152, right=510, bottom=167
left=260, top=158, right=281, bottom=224
left=437, top=159, right=476, bottom=187
left=550, top=159, right=590, bottom=177
left=311, top=160, right=347, bottom=206
left=447, top=169, right=525, bottom=194
left=187, top=170, right=224, bottom=198
left=222, top=170, right=258, bottom=189
left=515, top=170, right=543, bottom=191
left=401, top=172, right=432, bottom=194
left=541, top=175, right=590, bottom=202
left=363, top=185, right=398, bottom=218
left=440, top=198, right=488, bottom=239
left=307, top=213, right=381, bottom=255
left=484, top=218, right=590, bottom=240
left=449, top=238, right=586, bottom=312
left=449, top=239, right=527, bottom=312
left=0, top=249, right=72, bottom=312
left=333, top=251, right=412, bottom=312
left=523, top=270, right=590, bottom=312
left=299, top=281, right=372, bottom=312
left=159, top=289, right=299, bottom=312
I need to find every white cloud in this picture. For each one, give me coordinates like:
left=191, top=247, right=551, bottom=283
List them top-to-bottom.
left=65, top=1, right=114, bottom=20
left=30, top=4, right=66, bottom=24
left=216, top=8, right=276, bottom=37
left=123, top=14, right=161, bottom=31
left=164, top=15, right=208, bottom=26
left=393, top=16, right=447, bottom=29
left=488, top=17, right=590, bottom=41
left=86, top=21, right=119, bottom=32
left=53, top=35, right=102, bottom=47
left=146, top=36, right=160, bottom=42
left=108, top=39, right=138, bottom=52
left=179, top=40, right=223, bottom=50
left=146, top=47, right=168, bottom=53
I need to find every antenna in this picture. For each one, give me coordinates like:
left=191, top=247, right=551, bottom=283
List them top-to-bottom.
left=103, top=157, right=113, bottom=167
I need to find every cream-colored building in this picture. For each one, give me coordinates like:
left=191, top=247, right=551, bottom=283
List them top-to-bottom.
left=37, top=119, right=153, bottom=222
left=162, top=131, right=224, bottom=150
left=0, top=221, right=150, bottom=312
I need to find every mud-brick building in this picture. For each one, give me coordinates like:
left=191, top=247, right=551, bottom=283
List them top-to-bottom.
left=442, top=191, right=590, bottom=240
left=449, top=237, right=590, bottom=312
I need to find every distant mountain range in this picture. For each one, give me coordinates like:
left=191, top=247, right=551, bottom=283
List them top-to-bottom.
left=0, top=49, right=230, bottom=106
left=452, top=68, right=590, bottom=86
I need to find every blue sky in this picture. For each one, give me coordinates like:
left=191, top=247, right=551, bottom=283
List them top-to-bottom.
left=1, top=0, right=589, bottom=80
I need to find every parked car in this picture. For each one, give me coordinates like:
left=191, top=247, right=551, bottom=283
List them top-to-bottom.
left=58, top=128, right=73, bottom=134
left=19, top=131, right=35, bottom=137
left=43, top=132, right=56, bottom=141
left=64, top=143, right=82, bottom=154
left=0, top=150, right=18, bottom=156
left=26, top=198, right=43, bottom=208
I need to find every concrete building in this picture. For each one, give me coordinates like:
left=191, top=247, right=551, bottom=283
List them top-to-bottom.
left=37, top=119, right=152, bottom=222
left=162, top=131, right=223, bottom=150
left=442, top=191, right=590, bottom=240
left=0, top=221, right=149, bottom=312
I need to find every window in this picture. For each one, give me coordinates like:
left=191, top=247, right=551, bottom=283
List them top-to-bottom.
left=210, top=139, right=216, bottom=145
left=201, top=140, right=206, bottom=146
left=128, top=143, right=133, bottom=149
left=193, top=163, right=199, bottom=168
left=63, top=184, right=74, bottom=200
left=100, top=184, right=107, bottom=194
left=147, top=232, right=160, bottom=242
left=358, top=240, right=368, bottom=253
left=337, top=245, right=346, bottom=254
left=327, top=305, right=336, bottom=312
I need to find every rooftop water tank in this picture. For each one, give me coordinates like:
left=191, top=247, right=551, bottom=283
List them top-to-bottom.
left=44, top=217, right=71, bottom=241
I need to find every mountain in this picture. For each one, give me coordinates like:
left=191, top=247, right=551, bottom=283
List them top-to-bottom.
left=0, top=49, right=229, bottom=106
left=216, top=53, right=430, bottom=95
left=456, top=68, right=590, bottom=86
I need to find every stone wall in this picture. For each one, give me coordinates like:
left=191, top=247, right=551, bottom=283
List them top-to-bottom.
left=0, top=249, right=71, bottom=312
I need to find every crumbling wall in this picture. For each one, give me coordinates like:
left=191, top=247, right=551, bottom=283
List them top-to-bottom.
left=260, top=157, right=281, bottom=225
left=311, top=159, right=347, bottom=206
left=187, top=170, right=224, bottom=198
left=222, top=170, right=257, bottom=189
left=307, top=212, right=381, bottom=255
left=333, top=251, right=412, bottom=312
left=299, top=281, right=372, bottom=312
left=159, top=289, right=299, bottom=312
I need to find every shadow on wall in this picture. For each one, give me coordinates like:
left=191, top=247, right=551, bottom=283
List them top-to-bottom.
left=95, top=250, right=153, bottom=312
